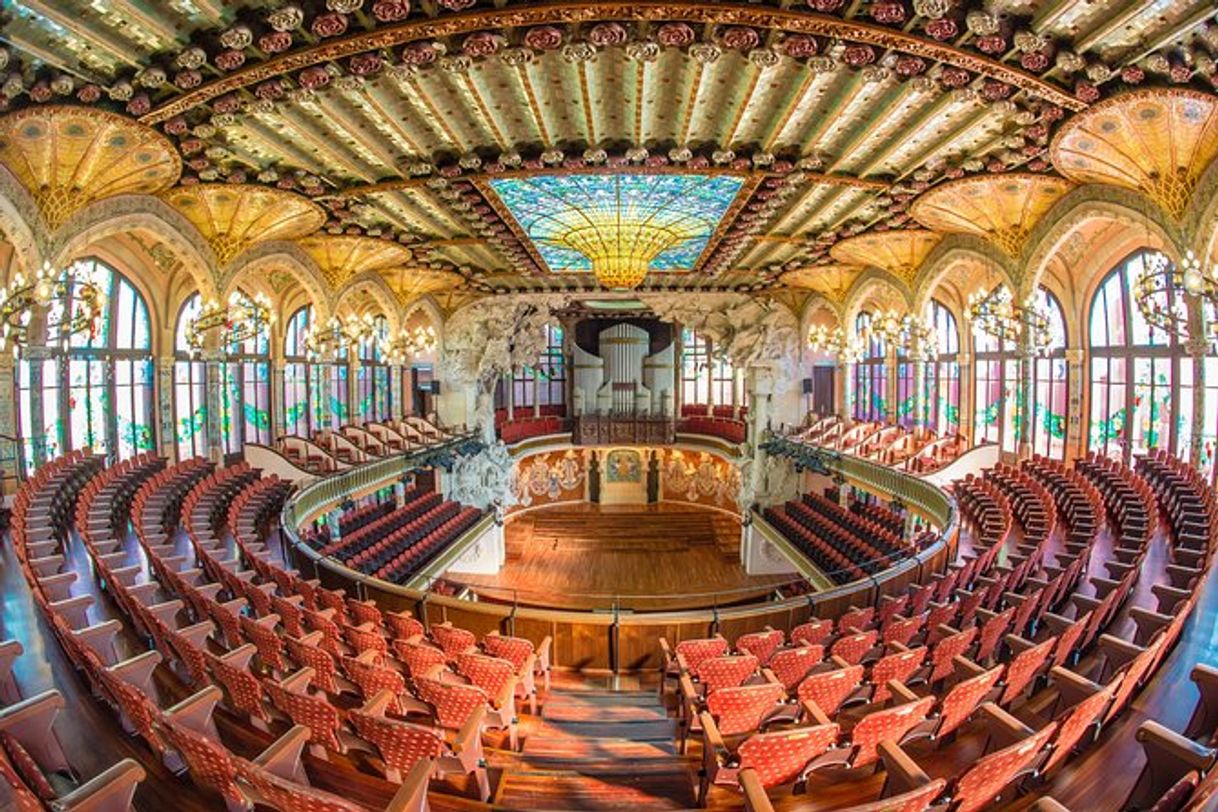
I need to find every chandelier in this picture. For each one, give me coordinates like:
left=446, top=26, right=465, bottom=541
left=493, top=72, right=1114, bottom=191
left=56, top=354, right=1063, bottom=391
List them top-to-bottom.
left=560, top=223, right=679, bottom=290
left=1135, top=249, right=1218, bottom=342
left=0, top=261, right=103, bottom=354
left=967, top=286, right=1052, bottom=356
left=186, top=291, right=274, bottom=357
left=870, top=310, right=937, bottom=361
left=304, top=314, right=381, bottom=362
left=385, top=324, right=438, bottom=363
left=807, top=324, right=864, bottom=362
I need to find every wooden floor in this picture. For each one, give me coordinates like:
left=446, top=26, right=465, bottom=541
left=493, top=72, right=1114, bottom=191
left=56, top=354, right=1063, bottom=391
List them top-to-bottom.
left=452, top=503, right=793, bottom=610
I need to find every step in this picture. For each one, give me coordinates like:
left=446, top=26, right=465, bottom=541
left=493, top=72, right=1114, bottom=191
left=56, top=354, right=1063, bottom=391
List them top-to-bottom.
left=541, top=702, right=669, bottom=724
left=528, top=719, right=679, bottom=742
left=522, top=737, right=677, bottom=761
left=494, top=767, right=696, bottom=811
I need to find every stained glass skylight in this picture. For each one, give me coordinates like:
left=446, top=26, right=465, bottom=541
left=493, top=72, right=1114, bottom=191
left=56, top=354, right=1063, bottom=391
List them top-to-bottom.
left=487, top=174, right=745, bottom=285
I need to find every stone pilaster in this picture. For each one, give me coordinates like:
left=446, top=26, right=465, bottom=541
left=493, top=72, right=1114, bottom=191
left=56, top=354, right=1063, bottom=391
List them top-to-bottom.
left=1064, top=348, right=1085, bottom=460
left=203, top=352, right=224, bottom=463
left=0, top=355, right=20, bottom=489
left=156, top=356, right=176, bottom=460
left=912, top=359, right=927, bottom=431
left=271, top=362, right=286, bottom=440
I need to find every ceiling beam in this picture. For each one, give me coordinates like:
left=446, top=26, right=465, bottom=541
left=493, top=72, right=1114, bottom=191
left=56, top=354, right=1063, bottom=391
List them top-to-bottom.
left=12, top=1, right=142, bottom=69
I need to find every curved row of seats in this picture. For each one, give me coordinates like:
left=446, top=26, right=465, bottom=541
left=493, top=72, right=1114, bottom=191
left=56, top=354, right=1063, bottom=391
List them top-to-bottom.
left=11, top=452, right=546, bottom=811
left=670, top=452, right=1214, bottom=811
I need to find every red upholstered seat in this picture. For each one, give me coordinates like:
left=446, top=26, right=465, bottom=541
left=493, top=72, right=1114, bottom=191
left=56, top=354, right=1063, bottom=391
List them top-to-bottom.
left=385, top=612, right=425, bottom=642
left=791, top=620, right=834, bottom=648
left=430, top=623, right=477, bottom=659
left=736, top=630, right=784, bottom=666
left=830, top=630, right=878, bottom=666
left=675, top=637, right=730, bottom=675
left=393, top=639, right=447, bottom=678
left=768, top=647, right=823, bottom=691
left=870, top=648, right=926, bottom=704
left=206, top=650, right=271, bottom=724
left=698, top=655, right=759, bottom=694
left=797, top=665, right=865, bottom=717
left=414, top=676, right=488, bottom=731
left=263, top=678, right=344, bottom=752
left=705, top=682, right=787, bottom=737
left=849, top=695, right=935, bottom=767
left=347, top=709, right=444, bottom=777
left=159, top=717, right=245, bottom=810
left=950, top=720, right=1057, bottom=812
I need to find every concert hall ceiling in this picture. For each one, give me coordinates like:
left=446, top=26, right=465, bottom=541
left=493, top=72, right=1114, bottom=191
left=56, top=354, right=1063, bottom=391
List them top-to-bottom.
left=1, top=0, right=1217, bottom=307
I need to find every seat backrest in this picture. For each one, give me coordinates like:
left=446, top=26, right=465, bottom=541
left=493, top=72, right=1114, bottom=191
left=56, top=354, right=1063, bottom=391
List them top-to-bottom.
left=385, top=613, right=425, bottom=642
left=791, top=620, right=834, bottom=648
left=431, top=624, right=476, bottom=658
left=929, top=627, right=977, bottom=683
left=736, top=630, right=784, bottom=666
left=830, top=630, right=878, bottom=666
left=482, top=635, right=534, bottom=672
left=1106, top=636, right=1165, bottom=724
left=284, top=637, right=340, bottom=694
left=675, top=637, right=730, bottom=674
left=1001, top=637, right=1055, bottom=706
left=393, top=639, right=447, bottom=677
left=768, top=647, right=823, bottom=690
left=870, top=648, right=926, bottom=704
left=206, top=652, right=269, bottom=722
left=457, top=653, right=515, bottom=698
left=699, top=655, right=759, bottom=694
left=342, top=656, right=406, bottom=704
left=796, top=664, right=865, bottom=717
left=937, top=665, right=1003, bottom=739
left=415, top=676, right=488, bottom=730
left=1043, top=676, right=1118, bottom=776
left=263, top=681, right=343, bottom=750
left=705, top=682, right=786, bottom=737
left=849, top=696, right=936, bottom=767
left=347, top=710, right=445, bottom=774
left=160, top=718, right=244, bottom=809
left=951, top=721, right=1058, bottom=812
left=736, top=723, right=840, bottom=788
left=236, top=759, right=366, bottom=812
left=832, top=779, right=947, bottom=812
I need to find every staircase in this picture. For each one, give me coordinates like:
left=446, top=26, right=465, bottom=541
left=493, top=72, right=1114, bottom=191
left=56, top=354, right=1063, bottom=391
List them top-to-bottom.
left=492, top=690, right=698, bottom=810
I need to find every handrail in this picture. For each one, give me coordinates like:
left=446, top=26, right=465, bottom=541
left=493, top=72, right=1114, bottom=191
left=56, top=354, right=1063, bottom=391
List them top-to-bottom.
left=279, top=433, right=958, bottom=628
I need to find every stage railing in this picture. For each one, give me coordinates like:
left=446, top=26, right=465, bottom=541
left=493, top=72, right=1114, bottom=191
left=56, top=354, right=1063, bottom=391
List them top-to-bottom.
left=280, top=434, right=958, bottom=674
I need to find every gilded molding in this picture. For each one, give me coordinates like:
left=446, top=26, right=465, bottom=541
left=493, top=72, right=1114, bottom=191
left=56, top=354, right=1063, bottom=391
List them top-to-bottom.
left=140, top=2, right=1084, bottom=125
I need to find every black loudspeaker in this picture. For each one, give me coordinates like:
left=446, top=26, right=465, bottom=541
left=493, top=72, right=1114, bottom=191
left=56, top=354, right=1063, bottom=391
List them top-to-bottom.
left=801, top=378, right=814, bottom=394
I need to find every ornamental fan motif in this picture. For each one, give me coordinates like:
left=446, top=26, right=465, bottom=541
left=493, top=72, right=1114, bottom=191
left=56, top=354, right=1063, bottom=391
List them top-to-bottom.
left=1050, top=88, right=1218, bottom=221
left=0, top=105, right=181, bottom=230
left=910, top=174, right=1074, bottom=258
left=161, top=184, right=324, bottom=266
left=829, top=230, right=942, bottom=284
left=297, top=235, right=415, bottom=289
left=778, top=264, right=863, bottom=302
left=387, top=266, right=464, bottom=304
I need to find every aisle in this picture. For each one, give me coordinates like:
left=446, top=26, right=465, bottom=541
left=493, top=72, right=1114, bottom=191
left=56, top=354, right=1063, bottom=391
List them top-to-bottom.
left=491, top=689, right=698, bottom=811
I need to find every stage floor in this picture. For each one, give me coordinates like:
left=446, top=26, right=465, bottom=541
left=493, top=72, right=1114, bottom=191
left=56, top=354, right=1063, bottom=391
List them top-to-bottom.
left=448, top=502, right=792, bottom=611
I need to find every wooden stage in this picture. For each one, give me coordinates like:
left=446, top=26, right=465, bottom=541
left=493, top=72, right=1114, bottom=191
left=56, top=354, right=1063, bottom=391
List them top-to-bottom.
left=449, top=502, right=794, bottom=611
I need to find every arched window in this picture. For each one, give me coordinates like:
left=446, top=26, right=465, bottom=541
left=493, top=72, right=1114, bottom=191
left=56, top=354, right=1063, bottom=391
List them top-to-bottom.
left=1089, top=250, right=1182, bottom=463
left=18, top=258, right=155, bottom=471
left=972, top=286, right=1018, bottom=452
left=1032, top=288, right=1069, bottom=459
left=220, top=290, right=273, bottom=453
left=174, top=294, right=208, bottom=460
left=923, top=299, right=960, bottom=436
left=283, top=306, right=311, bottom=437
left=853, top=312, right=887, bottom=422
left=356, top=315, right=391, bottom=422
left=509, top=323, right=568, bottom=412
left=678, top=328, right=740, bottom=409
left=896, top=333, right=915, bottom=429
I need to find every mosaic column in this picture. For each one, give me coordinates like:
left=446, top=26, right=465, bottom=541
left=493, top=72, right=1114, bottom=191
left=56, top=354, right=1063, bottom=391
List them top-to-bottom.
left=1187, top=335, right=1208, bottom=467
left=24, top=345, right=49, bottom=468
left=1064, top=348, right=1085, bottom=460
left=885, top=349, right=898, bottom=424
left=1015, top=350, right=1034, bottom=459
left=203, top=351, right=224, bottom=463
left=957, top=351, right=972, bottom=443
left=0, top=354, right=20, bottom=489
left=156, top=355, right=176, bottom=461
left=349, top=356, right=361, bottom=423
left=912, top=359, right=927, bottom=431
left=271, top=361, right=286, bottom=440
left=315, top=362, right=331, bottom=430
left=390, top=364, right=403, bottom=418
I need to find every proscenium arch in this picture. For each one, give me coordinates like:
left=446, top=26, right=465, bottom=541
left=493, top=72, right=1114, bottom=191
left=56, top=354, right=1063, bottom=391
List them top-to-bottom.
left=1020, top=184, right=1187, bottom=302
left=49, top=194, right=220, bottom=302
left=912, top=235, right=1017, bottom=313
left=222, top=242, right=334, bottom=326
left=335, top=271, right=403, bottom=334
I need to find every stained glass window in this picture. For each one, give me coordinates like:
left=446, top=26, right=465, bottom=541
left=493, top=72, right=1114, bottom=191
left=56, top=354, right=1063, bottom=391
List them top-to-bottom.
left=487, top=174, right=745, bottom=276
left=1088, top=251, right=1180, bottom=464
left=17, top=257, right=154, bottom=473
left=972, top=286, right=1021, bottom=453
left=1032, top=288, right=1069, bottom=459
left=219, top=289, right=272, bottom=454
left=174, top=294, right=207, bottom=460
left=923, top=299, right=960, bottom=436
left=283, top=306, right=312, bottom=437
left=853, top=312, right=887, bottom=422
left=356, top=315, right=391, bottom=423
left=513, top=324, right=566, bottom=410
left=680, top=328, right=739, bottom=409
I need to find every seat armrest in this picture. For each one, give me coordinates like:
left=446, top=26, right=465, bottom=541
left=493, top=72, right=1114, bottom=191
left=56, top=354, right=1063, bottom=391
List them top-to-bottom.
left=1186, top=664, right=1218, bottom=741
left=1050, top=666, right=1102, bottom=712
left=164, top=685, right=223, bottom=741
left=0, top=690, right=70, bottom=774
left=801, top=698, right=833, bottom=727
left=977, top=701, right=1034, bottom=751
left=253, top=725, right=311, bottom=784
left=877, top=740, right=932, bottom=797
left=53, top=757, right=146, bottom=812
left=384, top=757, right=433, bottom=812
left=738, top=768, right=775, bottom=812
